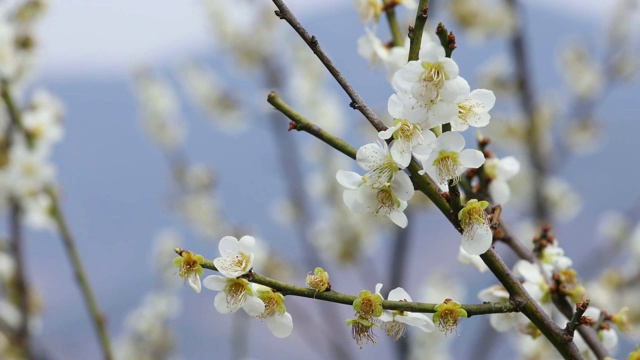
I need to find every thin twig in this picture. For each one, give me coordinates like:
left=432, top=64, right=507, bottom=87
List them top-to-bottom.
left=271, top=0, right=387, bottom=132
left=48, top=188, right=114, bottom=360
left=185, top=249, right=519, bottom=316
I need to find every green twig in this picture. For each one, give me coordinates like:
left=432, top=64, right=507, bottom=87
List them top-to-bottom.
left=382, top=0, right=404, bottom=47
left=407, top=0, right=430, bottom=62
left=267, top=91, right=356, bottom=160
left=47, top=188, right=114, bottom=360
left=189, top=250, right=517, bottom=316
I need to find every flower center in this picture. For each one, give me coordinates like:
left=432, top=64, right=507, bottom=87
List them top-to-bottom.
left=421, top=62, right=446, bottom=91
left=394, top=119, right=423, bottom=143
left=433, top=150, right=461, bottom=184
left=364, top=156, right=397, bottom=189
left=375, top=188, right=396, bottom=216
left=179, top=252, right=199, bottom=277
left=220, top=254, right=249, bottom=274
left=226, top=281, right=248, bottom=309
left=260, top=293, right=279, bottom=318
left=359, top=296, right=377, bottom=319
left=383, top=320, right=406, bottom=341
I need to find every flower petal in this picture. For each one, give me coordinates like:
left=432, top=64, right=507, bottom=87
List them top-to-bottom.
left=436, top=131, right=465, bottom=152
left=356, top=143, right=388, bottom=170
left=458, top=149, right=485, bottom=169
left=336, top=170, right=362, bottom=189
left=390, top=171, right=414, bottom=201
left=388, top=208, right=408, bottom=228
left=462, top=225, right=492, bottom=255
left=218, top=236, right=239, bottom=256
left=188, top=273, right=201, bottom=293
left=203, top=275, right=227, bottom=291
left=388, top=287, right=411, bottom=302
left=213, top=291, right=235, bottom=314
left=243, top=295, right=265, bottom=317
left=267, top=311, right=294, bottom=338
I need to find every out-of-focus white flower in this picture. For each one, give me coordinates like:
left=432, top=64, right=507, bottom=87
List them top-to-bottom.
left=353, top=0, right=382, bottom=22
left=449, top=0, right=515, bottom=41
left=0, top=18, right=16, bottom=78
left=357, top=28, right=389, bottom=67
left=558, top=42, right=604, bottom=99
left=178, top=61, right=245, bottom=133
left=134, top=72, right=186, bottom=150
left=23, top=89, right=64, bottom=149
left=563, top=119, right=604, bottom=155
left=419, top=131, right=485, bottom=186
left=5, top=139, right=55, bottom=197
left=484, top=156, right=520, bottom=205
left=543, top=177, right=583, bottom=222
left=22, top=192, right=56, bottom=231
left=458, top=199, right=492, bottom=255
left=213, top=235, right=255, bottom=278
left=539, top=241, right=572, bottom=273
left=457, top=246, right=488, bottom=272
left=0, top=252, right=15, bottom=282
left=513, top=260, right=550, bottom=306
left=203, top=275, right=265, bottom=316
left=375, top=283, right=435, bottom=340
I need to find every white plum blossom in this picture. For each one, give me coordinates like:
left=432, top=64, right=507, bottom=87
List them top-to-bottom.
left=353, top=0, right=382, bottom=22
left=357, top=28, right=388, bottom=67
left=393, top=42, right=461, bottom=104
left=450, top=77, right=496, bottom=131
left=381, top=94, right=438, bottom=167
left=419, top=131, right=485, bottom=187
left=336, top=142, right=415, bottom=228
left=484, top=156, right=520, bottom=205
left=336, top=168, right=414, bottom=228
left=458, top=200, right=493, bottom=255
left=213, top=235, right=255, bottom=278
left=539, top=241, right=572, bottom=273
left=513, top=260, right=551, bottom=307
left=203, top=275, right=265, bottom=316
left=375, top=283, right=435, bottom=340
left=256, top=286, right=293, bottom=338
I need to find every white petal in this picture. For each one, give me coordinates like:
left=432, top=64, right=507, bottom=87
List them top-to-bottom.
left=452, top=77, right=471, bottom=101
left=470, top=89, right=496, bottom=110
left=387, top=93, right=403, bottom=118
left=379, top=126, right=398, bottom=140
left=437, top=131, right=465, bottom=152
left=390, top=139, right=412, bottom=168
left=356, top=143, right=388, bottom=170
left=458, top=149, right=485, bottom=169
left=496, top=156, right=520, bottom=179
left=336, top=170, right=362, bottom=189
left=390, top=171, right=414, bottom=201
left=489, top=180, right=511, bottom=205
left=343, top=189, right=368, bottom=213
left=388, top=208, right=408, bottom=228
left=462, top=225, right=493, bottom=255
left=218, top=236, right=239, bottom=256
left=238, top=236, right=255, bottom=254
left=513, top=260, right=543, bottom=283
left=188, top=273, right=201, bottom=293
left=203, top=275, right=227, bottom=291
left=375, top=283, right=384, bottom=296
left=388, top=287, right=411, bottom=302
left=214, top=292, right=234, bottom=314
left=243, top=296, right=266, bottom=317
left=267, top=311, right=294, bottom=338
left=379, top=311, right=394, bottom=322
left=396, top=313, right=434, bottom=332
left=489, top=313, right=515, bottom=332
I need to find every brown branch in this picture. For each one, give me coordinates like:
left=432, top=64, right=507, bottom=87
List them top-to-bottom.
left=271, top=0, right=387, bottom=132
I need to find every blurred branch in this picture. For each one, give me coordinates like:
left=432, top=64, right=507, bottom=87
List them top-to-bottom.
left=271, top=0, right=387, bottom=132
left=382, top=0, right=405, bottom=47
left=504, top=0, right=549, bottom=224
left=47, top=188, right=114, bottom=360
left=8, top=199, right=33, bottom=359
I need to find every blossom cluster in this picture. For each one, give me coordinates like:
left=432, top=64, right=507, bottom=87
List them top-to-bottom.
left=339, top=36, right=512, bottom=255
left=174, top=235, right=293, bottom=338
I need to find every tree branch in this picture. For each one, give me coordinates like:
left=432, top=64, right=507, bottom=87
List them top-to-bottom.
left=271, top=0, right=387, bottom=132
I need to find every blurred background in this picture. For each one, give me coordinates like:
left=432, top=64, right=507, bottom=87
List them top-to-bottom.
left=1, top=0, right=639, bottom=359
